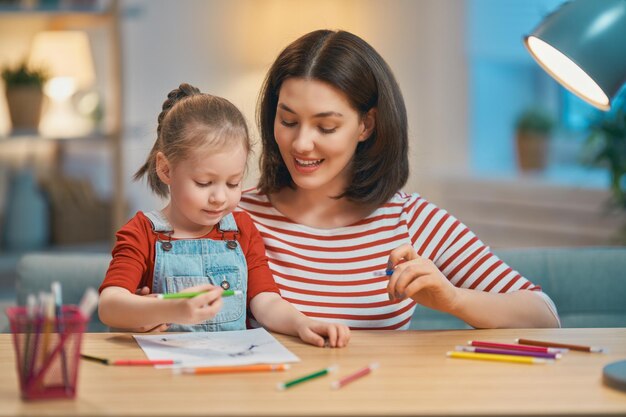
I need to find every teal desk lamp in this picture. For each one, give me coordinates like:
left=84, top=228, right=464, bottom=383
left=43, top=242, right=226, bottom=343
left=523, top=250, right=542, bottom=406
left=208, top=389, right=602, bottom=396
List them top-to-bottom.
left=524, top=0, right=626, bottom=111
left=525, top=0, right=626, bottom=394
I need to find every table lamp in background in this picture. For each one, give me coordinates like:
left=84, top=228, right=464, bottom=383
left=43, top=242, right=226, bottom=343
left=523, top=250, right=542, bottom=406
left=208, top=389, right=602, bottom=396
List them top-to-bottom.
left=524, top=0, right=626, bottom=111
left=525, top=0, right=626, bottom=394
left=28, top=30, right=96, bottom=138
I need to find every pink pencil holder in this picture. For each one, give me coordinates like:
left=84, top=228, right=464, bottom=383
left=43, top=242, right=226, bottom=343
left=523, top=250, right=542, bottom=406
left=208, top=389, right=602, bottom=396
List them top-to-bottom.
left=6, top=305, right=86, bottom=400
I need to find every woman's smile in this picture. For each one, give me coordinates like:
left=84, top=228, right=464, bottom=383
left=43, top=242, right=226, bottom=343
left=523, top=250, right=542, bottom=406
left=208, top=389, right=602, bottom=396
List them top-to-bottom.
left=293, top=156, right=325, bottom=173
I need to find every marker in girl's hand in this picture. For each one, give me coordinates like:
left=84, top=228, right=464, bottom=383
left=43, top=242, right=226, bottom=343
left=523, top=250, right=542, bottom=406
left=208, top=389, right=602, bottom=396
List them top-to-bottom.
left=373, top=269, right=394, bottom=277
left=157, top=290, right=242, bottom=299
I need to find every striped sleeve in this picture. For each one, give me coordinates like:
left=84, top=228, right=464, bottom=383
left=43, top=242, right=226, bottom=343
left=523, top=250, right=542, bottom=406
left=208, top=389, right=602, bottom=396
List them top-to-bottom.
left=402, top=194, right=560, bottom=325
left=403, top=195, right=541, bottom=293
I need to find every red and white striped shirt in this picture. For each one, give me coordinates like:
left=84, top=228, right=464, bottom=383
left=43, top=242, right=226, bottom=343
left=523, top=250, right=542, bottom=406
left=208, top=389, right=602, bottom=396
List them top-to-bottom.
left=238, top=189, right=558, bottom=330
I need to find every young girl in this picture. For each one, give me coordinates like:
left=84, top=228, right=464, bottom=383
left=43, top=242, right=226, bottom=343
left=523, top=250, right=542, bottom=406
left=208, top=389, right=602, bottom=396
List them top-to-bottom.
left=238, top=30, right=561, bottom=330
left=98, top=83, right=350, bottom=347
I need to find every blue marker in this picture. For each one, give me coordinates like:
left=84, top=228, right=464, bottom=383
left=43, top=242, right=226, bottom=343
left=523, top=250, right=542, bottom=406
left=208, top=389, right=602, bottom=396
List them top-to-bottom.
left=373, top=269, right=394, bottom=277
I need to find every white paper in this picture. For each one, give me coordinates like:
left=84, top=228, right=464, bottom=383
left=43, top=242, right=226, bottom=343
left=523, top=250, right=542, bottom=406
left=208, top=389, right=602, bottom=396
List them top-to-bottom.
left=133, top=328, right=300, bottom=367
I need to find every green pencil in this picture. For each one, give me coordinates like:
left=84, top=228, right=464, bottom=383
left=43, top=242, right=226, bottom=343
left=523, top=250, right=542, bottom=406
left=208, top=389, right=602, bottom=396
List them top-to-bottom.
left=157, top=289, right=242, bottom=299
left=277, top=365, right=338, bottom=390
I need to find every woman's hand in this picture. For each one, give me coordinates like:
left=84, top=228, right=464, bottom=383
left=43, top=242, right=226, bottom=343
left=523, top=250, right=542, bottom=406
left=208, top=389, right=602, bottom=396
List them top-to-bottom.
left=387, top=243, right=460, bottom=314
left=170, top=284, right=224, bottom=324
left=130, top=286, right=169, bottom=332
left=296, top=318, right=351, bottom=348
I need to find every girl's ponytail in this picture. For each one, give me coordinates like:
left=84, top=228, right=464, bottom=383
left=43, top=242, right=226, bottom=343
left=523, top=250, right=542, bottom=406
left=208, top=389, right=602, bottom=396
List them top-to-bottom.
left=133, top=83, right=201, bottom=198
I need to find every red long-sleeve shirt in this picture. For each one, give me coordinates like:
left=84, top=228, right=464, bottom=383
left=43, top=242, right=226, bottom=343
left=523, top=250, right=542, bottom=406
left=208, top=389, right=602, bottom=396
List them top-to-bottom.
left=100, top=211, right=279, bottom=304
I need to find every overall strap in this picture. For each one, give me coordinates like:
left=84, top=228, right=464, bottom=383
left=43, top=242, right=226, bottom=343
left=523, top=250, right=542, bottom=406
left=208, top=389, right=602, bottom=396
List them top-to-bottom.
left=144, top=210, right=174, bottom=233
left=217, top=213, right=239, bottom=241
left=217, top=213, right=238, bottom=232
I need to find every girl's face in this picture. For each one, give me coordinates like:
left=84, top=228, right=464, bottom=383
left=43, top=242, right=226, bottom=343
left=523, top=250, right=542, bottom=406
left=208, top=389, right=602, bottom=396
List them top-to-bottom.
left=274, top=78, right=374, bottom=194
left=157, top=142, right=247, bottom=234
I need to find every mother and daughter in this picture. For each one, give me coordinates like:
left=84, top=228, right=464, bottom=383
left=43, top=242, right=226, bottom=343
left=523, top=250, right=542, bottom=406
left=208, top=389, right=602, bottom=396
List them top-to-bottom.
left=98, top=30, right=560, bottom=347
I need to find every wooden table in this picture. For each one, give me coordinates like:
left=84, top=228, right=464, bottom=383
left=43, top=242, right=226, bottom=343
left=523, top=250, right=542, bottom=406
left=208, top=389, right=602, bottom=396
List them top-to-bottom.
left=1, top=328, right=626, bottom=416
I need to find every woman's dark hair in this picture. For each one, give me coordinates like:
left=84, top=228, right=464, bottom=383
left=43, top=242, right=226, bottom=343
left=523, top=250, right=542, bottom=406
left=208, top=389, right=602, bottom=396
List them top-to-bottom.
left=257, top=29, right=408, bottom=206
left=134, top=83, right=251, bottom=198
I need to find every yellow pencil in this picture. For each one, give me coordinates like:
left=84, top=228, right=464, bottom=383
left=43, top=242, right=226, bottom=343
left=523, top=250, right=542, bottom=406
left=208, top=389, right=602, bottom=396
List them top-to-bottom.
left=446, top=351, right=552, bottom=364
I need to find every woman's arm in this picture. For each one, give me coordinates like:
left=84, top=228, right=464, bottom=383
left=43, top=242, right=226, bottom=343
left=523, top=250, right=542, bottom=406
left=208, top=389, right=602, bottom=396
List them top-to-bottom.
left=386, top=244, right=559, bottom=328
left=98, top=285, right=224, bottom=330
left=449, top=287, right=558, bottom=328
left=250, top=292, right=350, bottom=347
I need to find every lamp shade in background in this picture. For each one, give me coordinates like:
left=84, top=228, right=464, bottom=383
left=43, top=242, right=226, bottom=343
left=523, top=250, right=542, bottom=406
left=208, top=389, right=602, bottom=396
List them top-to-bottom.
left=524, top=0, right=626, bottom=111
left=27, top=31, right=96, bottom=137
left=28, top=31, right=95, bottom=99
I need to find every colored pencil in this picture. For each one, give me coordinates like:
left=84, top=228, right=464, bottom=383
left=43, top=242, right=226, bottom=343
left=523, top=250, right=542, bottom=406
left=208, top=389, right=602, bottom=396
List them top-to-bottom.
left=52, top=282, right=70, bottom=392
left=78, top=288, right=99, bottom=320
left=157, top=289, right=242, bottom=299
left=22, top=294, right=36, bottom=380
left=39, top=294, right=55, bottom=381
left=516, top=338, right=605, bottom=353
left=468, top=340, right=567, bottom=354
left=456, top=346, right=561, bottom=359
left=447, top=351, right=551, bottom=365
left=80, top=353, right=109, bottom=365
left=81, top=354, right=179, bottom=366
left=110, top=359, right=179, bottom=366
left=331, top=363, right=379, bottom=389
left=182, top=364, right=290, bottom=375
left=277, top=365, right=337, bottom=390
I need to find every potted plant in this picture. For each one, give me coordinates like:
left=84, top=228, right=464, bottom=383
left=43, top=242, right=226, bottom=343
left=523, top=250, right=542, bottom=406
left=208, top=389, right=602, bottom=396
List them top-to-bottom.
left=1, top=61, right=48, bottom=134
left=584, top=99, right=626, bottom=242
left=515, top=107, right=555, bottom=172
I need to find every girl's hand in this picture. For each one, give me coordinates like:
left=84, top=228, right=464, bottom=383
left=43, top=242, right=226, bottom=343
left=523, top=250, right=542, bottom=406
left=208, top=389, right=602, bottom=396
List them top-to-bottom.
left=387, top=243, right=460, bottom=314
left=171, top=284, right=224, bottom=324
left=296, top=319, right=350, bottom=348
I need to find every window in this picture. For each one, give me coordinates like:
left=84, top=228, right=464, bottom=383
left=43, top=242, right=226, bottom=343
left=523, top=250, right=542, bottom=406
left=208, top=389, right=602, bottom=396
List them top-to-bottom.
left=467, top=0, right=609, bottom=187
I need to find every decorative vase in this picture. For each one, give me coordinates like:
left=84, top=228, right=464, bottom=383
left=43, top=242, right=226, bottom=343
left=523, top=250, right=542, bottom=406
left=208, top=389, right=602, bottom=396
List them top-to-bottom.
left=5, top=86, right=44, bottom=134
left=516, top=131, right=549, bottom=172
left=2, top=168, right=50, bottom=251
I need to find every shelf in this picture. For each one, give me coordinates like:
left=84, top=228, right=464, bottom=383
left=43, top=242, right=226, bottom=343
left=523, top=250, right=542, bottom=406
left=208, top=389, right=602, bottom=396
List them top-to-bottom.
left=0, top=0, right=125, bottom=248
left=0, top=1, right=113, bottom=15
left=0, top=132, right=110, bottom=143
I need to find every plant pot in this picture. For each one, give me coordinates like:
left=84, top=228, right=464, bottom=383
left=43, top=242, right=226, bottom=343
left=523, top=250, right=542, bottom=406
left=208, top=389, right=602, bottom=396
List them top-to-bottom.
left=5, top=86, right=44, bottom=134
left=516, top=131, right=549, bottom=172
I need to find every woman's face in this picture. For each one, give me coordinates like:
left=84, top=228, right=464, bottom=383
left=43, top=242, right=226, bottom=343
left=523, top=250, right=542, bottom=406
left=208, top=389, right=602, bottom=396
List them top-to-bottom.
left=274, top=78, right=373, bottom=194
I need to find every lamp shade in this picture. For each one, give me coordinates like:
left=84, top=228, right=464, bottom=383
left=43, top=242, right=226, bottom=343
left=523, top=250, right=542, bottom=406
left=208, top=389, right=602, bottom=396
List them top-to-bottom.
left=524, top=0, right=626, bottom=111
left=28, top=31, right=95, bottom=90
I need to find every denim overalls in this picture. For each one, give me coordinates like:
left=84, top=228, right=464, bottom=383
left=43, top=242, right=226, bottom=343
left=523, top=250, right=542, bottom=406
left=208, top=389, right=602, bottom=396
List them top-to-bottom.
left=144, top=210, right=247, bottom=332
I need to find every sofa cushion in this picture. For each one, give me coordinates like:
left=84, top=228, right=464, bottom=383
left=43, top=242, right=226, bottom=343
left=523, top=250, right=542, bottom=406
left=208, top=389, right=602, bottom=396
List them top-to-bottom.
left=410, top=247, right=626, bottom=329
left=16, top=253, right=110, bottom=332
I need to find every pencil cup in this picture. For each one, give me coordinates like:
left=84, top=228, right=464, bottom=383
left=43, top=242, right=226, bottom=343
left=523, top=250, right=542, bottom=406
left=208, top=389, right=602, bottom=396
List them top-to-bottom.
left=6, top=305, right=87, bottom=400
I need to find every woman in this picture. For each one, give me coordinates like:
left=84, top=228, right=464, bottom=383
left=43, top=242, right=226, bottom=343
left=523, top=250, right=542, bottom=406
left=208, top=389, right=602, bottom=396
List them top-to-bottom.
left=238, top=29, right=560, bottom=330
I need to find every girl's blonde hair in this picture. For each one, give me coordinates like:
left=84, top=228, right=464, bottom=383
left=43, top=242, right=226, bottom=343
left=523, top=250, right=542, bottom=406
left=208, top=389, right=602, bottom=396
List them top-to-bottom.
left=134, top=83, right=251, bottom=198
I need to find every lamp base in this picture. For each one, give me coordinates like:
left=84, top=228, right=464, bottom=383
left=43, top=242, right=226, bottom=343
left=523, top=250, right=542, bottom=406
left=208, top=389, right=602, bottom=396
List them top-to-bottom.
left=39, top=96, right=93, bottom=138
left=603, top=360, right=626, bottom=393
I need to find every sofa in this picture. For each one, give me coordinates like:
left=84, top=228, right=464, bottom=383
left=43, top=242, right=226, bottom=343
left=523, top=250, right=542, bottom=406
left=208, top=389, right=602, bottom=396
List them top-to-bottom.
left=14, top=247, right=626, bottom=332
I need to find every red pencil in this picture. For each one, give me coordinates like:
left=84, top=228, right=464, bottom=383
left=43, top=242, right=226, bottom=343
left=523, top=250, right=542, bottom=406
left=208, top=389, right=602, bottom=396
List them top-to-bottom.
left=468, top=340, right=567, bottom=354
left=110, top=359, right=179, bottom=366
left=331, top=363, right=379, bottom=389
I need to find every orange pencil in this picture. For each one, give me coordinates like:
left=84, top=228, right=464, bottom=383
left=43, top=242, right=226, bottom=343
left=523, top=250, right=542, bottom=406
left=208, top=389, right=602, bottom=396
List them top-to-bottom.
left=181, top=363, right=290, bottom=375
